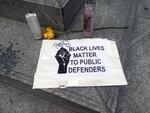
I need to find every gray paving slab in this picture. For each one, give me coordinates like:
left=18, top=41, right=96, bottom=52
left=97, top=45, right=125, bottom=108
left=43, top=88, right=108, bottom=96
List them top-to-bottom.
left=0, top=0, right=139, bottom=112
left=69, top=0, right=134, bottom=31
left=137, top=0, right=150, bottom=19
left=0, top=17, right=121, bottom=113
left=0, top=17, right=98, bottom=113
left=116, top=17, right=150, bottom=113
left=129, top=17, right=150, bottom=42
left=0, top=82, right=76, bottom=113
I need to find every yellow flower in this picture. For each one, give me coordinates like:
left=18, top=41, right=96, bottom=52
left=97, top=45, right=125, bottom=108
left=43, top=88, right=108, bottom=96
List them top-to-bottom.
left=43, top=27, right=55, bottom=40
left=46, top=27, right=53, bottom=32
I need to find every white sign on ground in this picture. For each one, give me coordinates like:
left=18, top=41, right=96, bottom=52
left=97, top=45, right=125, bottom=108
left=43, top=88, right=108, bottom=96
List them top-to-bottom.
left=33, top=38, right=127, bottom=88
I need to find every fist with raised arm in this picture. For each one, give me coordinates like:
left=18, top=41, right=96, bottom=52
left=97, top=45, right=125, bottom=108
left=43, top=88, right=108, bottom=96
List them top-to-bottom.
left=55, top=47, right=71, bottom=74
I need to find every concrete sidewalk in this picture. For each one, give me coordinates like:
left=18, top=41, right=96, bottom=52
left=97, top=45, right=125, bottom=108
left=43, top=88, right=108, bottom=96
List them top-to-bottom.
left=1, top=0, right=150, bottom=113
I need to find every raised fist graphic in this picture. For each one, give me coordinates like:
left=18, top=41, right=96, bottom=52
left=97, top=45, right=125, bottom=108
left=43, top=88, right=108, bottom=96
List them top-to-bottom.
left=55, top=47, right=71, bottom=74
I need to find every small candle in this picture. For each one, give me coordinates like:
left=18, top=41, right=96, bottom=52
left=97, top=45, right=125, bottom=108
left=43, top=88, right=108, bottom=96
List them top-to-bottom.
left=83, top=0, right=96, bottom=37
left=25, top=13, right=42, bottom=39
